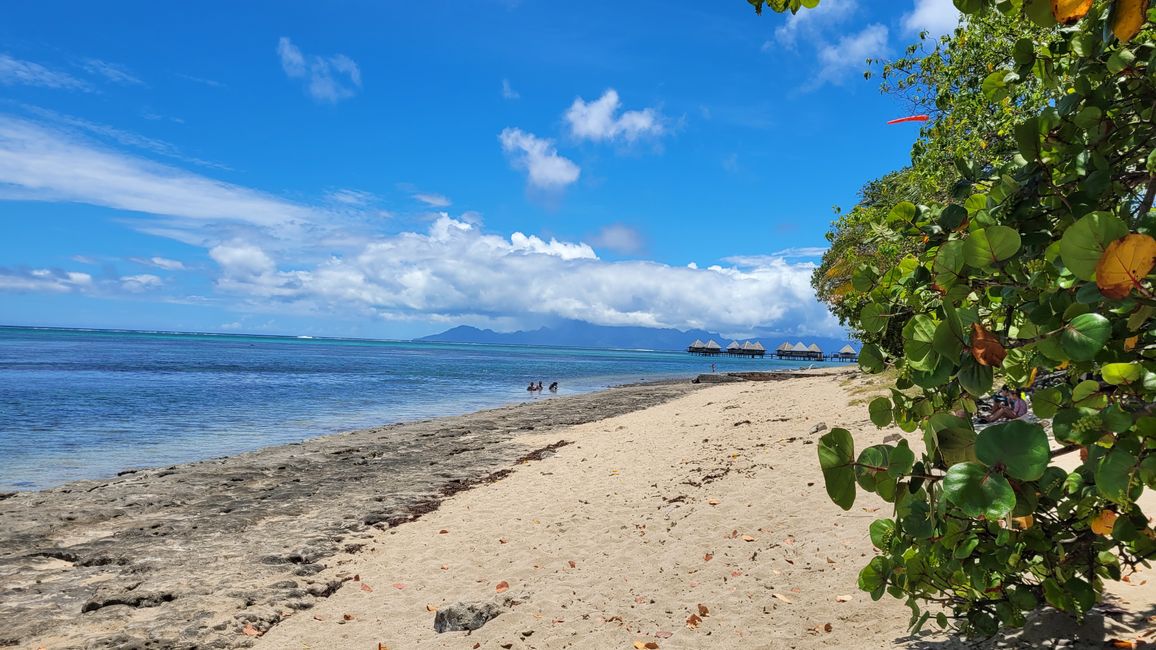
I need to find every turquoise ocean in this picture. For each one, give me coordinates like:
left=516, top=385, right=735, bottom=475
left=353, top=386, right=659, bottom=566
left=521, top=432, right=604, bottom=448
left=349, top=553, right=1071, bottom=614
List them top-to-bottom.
left=0, top=326, right=822, bottom=490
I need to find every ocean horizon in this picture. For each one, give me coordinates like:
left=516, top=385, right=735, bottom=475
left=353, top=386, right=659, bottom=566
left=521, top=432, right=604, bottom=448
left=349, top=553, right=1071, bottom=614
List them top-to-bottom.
left=0, top=325, right=823, bottom=491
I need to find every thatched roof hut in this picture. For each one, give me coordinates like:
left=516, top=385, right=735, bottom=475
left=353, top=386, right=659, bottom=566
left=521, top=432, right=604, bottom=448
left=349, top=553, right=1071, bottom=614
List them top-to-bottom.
left=727, top=340, right=742, bottom=351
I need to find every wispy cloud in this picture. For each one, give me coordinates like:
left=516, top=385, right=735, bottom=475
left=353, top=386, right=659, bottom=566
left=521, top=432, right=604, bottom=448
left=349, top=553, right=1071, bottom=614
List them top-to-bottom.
left=760, top=0, right=887, bottom=91
left=768, top=0, right=859, bottom=50
left=903, top=0, right=960, bottom=37
left=808, top=24, right=888, bottom=89
left=277, top=37, right=362, bottom=104
left=0, top=54, right=90, bottom=91
left=81, top=58, right=143, bottom=85
left=177, top=73, right=224, bottom=88
left=501, top=78, right=519, bottom=100
left=565, top=89, right=665, bottom=143
left=499, top=128, right=581, bottom=190
left=326, top=188, right=377, bottom=206
left=414, top=192, right=451, bottom=208
left=590, top=224, right=645, bottom=255
left=131, top=256, right=187, bottom=271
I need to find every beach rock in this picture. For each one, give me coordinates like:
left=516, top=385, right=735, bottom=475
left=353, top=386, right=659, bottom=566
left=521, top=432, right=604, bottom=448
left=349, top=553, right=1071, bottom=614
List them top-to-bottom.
left=809, top=422, right=828, bottom=434
left=433, top=601, right=502, bottom=632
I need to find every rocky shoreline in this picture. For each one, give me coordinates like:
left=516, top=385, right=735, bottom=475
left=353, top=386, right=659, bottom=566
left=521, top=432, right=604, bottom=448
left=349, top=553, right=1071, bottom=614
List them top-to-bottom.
left=0, top=381, right=698, bottom=649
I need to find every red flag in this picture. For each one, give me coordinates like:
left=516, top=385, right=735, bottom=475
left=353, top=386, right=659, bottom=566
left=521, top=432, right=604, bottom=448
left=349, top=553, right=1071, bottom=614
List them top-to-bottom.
left=886, top=115, right=930, bottom=125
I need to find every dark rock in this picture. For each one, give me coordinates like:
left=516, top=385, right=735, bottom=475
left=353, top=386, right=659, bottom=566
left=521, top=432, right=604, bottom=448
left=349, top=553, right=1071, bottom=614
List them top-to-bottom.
left=433, top=602, right=502, bottom=633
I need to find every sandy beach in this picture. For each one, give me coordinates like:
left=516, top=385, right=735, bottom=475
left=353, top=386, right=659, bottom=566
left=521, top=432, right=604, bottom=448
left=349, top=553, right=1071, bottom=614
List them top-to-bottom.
left=3, top=370, right=1153, bottom=649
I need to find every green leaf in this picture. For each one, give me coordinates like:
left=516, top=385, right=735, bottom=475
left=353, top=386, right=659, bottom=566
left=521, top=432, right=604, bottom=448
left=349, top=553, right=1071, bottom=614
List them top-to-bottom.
left=1015, top=117, right=1040, bottom=160
left=888, top=201, right=917, bottom=224
left=940, top=205, right=968, bottom=230
left=1059, top=212, right=1128, bottom=281
left=964, top=226, right=1021, bottom=267
left=933, top=240, right=966, bottom=286
left=859, top=303, right=887, bottom=335
left=932, top=310, right=966, bottom=357
left=1060, top=313, right=1111, bottom=361
left=903, top=314, right=939, bottom=371
left=859, top=343, right=885, bottom=373
left=957, top=355, right=994, bottom=396
left=1102, top=362, right=1142, bottom=385
left=1071, top=379, right=1101, bottom=403
left=1031, top=387, right=1063, bottom=419
left=869, top=397, right=893, bottom=427
left=1052, top=407, right=1103, bottom=445
left=925, top=413, right=978, bottom=466
left=976, top=421, right=1050, bottom=480
left=818, top=428, right=856, bottom=510
left=889, top=440, right=916, bottom=477
left=856, top=444, right=896, bottom=495
left=1096, top=448, right=1137, bottom=504
left=942, top=462, right=1016, bottom=519
left=869, top=518, right=896, bottom=549
left=858, top=556, right=890, bottom=600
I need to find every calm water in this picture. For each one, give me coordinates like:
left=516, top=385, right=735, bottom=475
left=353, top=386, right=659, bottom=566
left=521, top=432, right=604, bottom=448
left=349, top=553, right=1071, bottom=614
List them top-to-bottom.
left=0, top=327, right=820, bottom=490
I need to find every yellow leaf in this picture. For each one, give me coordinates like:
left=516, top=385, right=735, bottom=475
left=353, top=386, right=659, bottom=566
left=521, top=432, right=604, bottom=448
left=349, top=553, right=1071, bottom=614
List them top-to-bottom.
left=1052, top=0, right=1093, bottom=24
left=1113, top=0, right=1149, bottom=42
left=1096, top=233, right=1156, bottom=299
left=970, top=322, right=1007, bottom=367
left=1126, top=335, right=1139, bottom=351
left=1091, top=510, right=1118, bottom=536
left=1011, top=515, right=1034, bottom=530
left=633, top=642, right=659, bottom=649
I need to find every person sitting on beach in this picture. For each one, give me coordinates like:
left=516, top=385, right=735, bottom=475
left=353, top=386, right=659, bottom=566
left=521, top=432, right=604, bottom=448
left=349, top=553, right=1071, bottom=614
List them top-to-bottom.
left=548, top=381, right=558, bottom=392
left=979, top=386, right=1028, bottom=423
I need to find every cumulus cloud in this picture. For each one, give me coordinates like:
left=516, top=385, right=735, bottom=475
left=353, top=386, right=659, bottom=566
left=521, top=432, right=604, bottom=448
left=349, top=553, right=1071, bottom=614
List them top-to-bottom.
left=903, top=0, right=961, bottom=37
left=808, top=24, right=889, bottom=89
left=277, top=37, right=362, bottom=104
left=0, top=54, right=90, bottom=91
left=81, top=58, right=143, bottom=85
left=501, top=78, right=519, bottom=100
left=565, top=89, right=664, bottom=143
left=499, top=128, right=581, bottom=190
left=203, top=215, right=841, bottom=336
left=590, top=224, right=645, bottom=255
left=0, top=266, right=166, bottom=295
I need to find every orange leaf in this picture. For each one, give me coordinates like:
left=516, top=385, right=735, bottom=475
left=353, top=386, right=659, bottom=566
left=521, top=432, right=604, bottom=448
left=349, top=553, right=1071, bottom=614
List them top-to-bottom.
left=1052, top=0, right=1093, bottom=24
left=1113, top=0, right=1149, bottom=42
left=1096, top=233, right=1156, bottom=299
left=970, top=322, right=1007, bottom=367
left=707, top=498, right=720, bottom=505
left=1092, top=510, right=1119, bottom=536
left=1011, top=515, right=1035, bottom=530
left=438, top=529, right=449, bottom=534
left=741, top=535, right=755, bottom=542
left=703, top=553, right=713, bottom=562
left=569, top=560, right=577, bottom=568
left=440, top=564, right=449, bottom=570
left=495, top=580, right=510, bottom=593
left=360, top=582, right=374, bottom=592
left=392, top=582, right=406, bottom=590
left=836, top=594, right=853, bottom=602
left=426, top=603, right=438, bottom=612
left=697, top=603, right=710, bottom=617
left=343, top=613, right=354, bottom=621
left=686, top=613, right=702, bottom=629
left=242, top=624, right=259, bottom=637
left=1108, top=640, right=1142, bottom=649
left=633, top=641, right=659, bottom=649
left=378, top=644, right=391, bottom=650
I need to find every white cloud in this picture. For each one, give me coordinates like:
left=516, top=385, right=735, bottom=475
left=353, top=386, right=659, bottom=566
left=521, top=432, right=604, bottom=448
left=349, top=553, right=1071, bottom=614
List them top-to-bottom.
left=769, top=0, right=859, bottom=50
left=903, top=0, right=961, bottom=37
left=809, top=24, right=889, bottom=89
left=277, top=37, right=362, bottom=104
left=0, top=54, right=90, bottom=91
left=81, top=58, right=143, bottom=85
left=502, top=78, right=519, bottom=100
left=565, top=89, right=664, bottom=143
left=0, top=115, right=315, bottom=232
left=499, top=128, right=581, bottom=190
left=326, top=188, right=376, bottom=206
left=414, top=192, right=451, bottom=207
left=202, top=215, right=841, bottom=336
left=591, top=224, right=645, bottom=255
left=132, top=256, right=187, bottom=271
left=0, top=267, right=167, bottom=295
left=120, top=273, right=162, bottom=292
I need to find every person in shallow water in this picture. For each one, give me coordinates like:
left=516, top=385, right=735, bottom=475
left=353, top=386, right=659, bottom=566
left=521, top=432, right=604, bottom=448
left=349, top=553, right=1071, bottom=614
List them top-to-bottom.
left=548, top=382, right=558, bottom=392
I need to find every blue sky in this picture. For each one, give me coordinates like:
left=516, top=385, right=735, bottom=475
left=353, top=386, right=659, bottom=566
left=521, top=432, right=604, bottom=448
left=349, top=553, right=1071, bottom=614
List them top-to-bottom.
left=0, top=0, right=958, bottom=339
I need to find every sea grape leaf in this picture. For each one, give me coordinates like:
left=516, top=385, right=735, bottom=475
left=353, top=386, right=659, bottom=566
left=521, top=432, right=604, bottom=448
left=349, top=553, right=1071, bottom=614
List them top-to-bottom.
left=1112, top=0, right=1146, bottom=41
left=1059, top=212, right=1128, bottom=281
left=964, top=226, right=1022, bottom=268
left=1096, top=233, right=1156, bottom=299
left=933, top=240, right=966, bottom=286
left=860, top=303, right=887, bottom=334
left=1059, top=313, right=1110, bottom=361
left=903, top=314, right=939, bottom=370
left=970, top=322, right=1007, bottom=367
left=859, top=344, right=885, bottom=373
left=957, top=355, right=994, bottom=396
left=1102, top=362, right=1142, bottom=385
left=1031, top=387, right=1063, bottom=418
left=869, top=397, right=893, bottom=427
left=925, top=413, right=978, bottom=466
left=976, top=421, right=1050, bottom=481
left=818, top=428, right=856, bottom=510
left=1096, top=448, right=1137, bottom=504
left=942, top=462, right=1016, bottom=519
left=869, top=518, right=896, bottom=549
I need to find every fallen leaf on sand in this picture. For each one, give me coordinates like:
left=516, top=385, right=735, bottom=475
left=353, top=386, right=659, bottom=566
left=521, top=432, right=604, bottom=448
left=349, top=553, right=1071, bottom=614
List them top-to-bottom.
left=707, top=498, right=720, bottom=505
left=438, top=529, right=448, bottom=534
left=727, top=529, right=738, bottom=539
left=742, top=535, right=755, bottom=542
left=784, top=536, right=795, bottom=545
left=499, top=537, right=508, bottom=544
left=704, top=553, right=714, bottom=562
left=826, top=557, right=836, bottom=564
left=568, top=560, right=577, bottom=568
left=440, top=564, right=449, bottom=570
left=731, top=570, right=743, bottom=577
left=353, top=573, right=360, bottom=581
left=496, top=581, right=510, bottom=593
left=360, top=582, right=373, bottom=592
left=392, top=583, right=406, bottom=590
left=772, top=593, right=793, bottom=604
left=836, top=594, right=853, bottom=602
left=635, top=595, right=647, bottom=604
left=697, top=603, right=710, bottom=617
left=426, top=604, right=438, bottom=612
left=343, top=613, right=354, bottom=621
left=686, top=613, right=702, bottom=629
left=312, top=614, right=325, bottom=621
left=807, top=623, right=834, bottom=635
left=825, top=623, right=833, bottom=633
left=242, top=624, right=259, bottom=637
left=655, top=631, right=673, bottom=638
left=633, top=641, right=659, bottom=649
left=1107, top=641, right=1142, bottom=649
left=377, top=644, right=390, bottom=650
left=473, top=644, right=481, bottom=649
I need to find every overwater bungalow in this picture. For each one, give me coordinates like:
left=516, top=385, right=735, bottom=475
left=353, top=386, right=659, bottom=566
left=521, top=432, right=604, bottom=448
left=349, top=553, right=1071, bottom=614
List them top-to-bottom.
left=687, top=339, right=706, bottom=353
left=701, top=339, right=722, bottom=355
left=726, top=340, right=766, bottom=358
left=726, top=340, right=742, bottom=354
left=774, top=341, right=824, bottom=361
left=830, top=345, right=858, bottom=361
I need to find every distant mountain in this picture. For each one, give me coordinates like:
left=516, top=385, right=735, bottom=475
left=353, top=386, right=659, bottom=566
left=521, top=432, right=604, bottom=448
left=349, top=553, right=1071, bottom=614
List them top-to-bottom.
left=417, top=321, right=856, bottom=353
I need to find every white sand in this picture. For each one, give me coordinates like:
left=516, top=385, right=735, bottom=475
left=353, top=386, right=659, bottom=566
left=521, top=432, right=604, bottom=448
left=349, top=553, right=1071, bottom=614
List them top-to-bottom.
left=256, top=370, right=1155, bottom=649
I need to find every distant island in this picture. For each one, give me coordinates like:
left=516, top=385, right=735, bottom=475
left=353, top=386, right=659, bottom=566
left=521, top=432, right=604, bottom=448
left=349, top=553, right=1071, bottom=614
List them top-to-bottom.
left=417, top=320, right=856, bottom=354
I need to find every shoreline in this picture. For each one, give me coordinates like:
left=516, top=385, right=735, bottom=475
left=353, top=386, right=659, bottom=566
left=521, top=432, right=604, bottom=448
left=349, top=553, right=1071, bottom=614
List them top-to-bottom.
left=0, top=380, right=700, bottom=649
